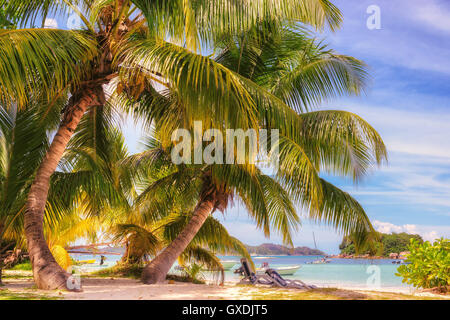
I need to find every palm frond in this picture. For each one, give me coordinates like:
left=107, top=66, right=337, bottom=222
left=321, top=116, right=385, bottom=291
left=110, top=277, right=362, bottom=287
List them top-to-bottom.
left=133, top=0, right=342, bottom=50
left=0, top=28, right=96, bottom=105
left=118, top=38, right=259, bottom=131
left=298, top=110, right=387, bottom=181
left=256, top=174, right=299, bottom=246
left=310, top=178, right=376, bottom=247
left=113, top=223, right=161, bottom=262
left=50, top=245, right=72, bottom=270
left=179, top=245, right=224, bottom=284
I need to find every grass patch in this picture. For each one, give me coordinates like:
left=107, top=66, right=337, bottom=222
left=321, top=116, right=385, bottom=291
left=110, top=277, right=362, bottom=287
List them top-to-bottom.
left=9, top=261, right=32, bottom=271
left=87, top=264, right=205, bottom=284
left=87, top=264, right=144, bottom=279
left=2, top=269, right=33, bottom=279
left=166, top=274, right=205, bottom=285
left=236, top=285, right=445, bottom=300
left=242, top=286, right=368, bottom=300
left=0, top=289, right=60, bottom=300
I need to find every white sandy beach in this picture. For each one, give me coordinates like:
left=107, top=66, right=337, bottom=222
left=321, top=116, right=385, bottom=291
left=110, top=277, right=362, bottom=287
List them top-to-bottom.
left=3, top=276, right=447, bottom=300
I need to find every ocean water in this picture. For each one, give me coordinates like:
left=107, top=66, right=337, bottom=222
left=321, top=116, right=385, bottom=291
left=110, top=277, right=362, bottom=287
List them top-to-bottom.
left=69, top=253, right=410, bottom=290
left=217, top=255, right=410, bottom=290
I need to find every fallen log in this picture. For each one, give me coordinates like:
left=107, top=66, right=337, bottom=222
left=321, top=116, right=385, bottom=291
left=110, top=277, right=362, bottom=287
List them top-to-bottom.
left=65, top=242, right=115, bottom=250
left=67, top=250, right=121, bottom=255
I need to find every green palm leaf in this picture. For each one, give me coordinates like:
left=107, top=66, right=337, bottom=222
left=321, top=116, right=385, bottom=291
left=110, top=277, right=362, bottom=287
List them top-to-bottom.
left=0, top=28, right=96, bottom=105
left=297, top=110, right=387, bottom=181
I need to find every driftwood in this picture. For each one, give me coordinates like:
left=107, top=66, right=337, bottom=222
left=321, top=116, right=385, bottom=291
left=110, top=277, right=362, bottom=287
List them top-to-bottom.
left=65, top=242, right=115, bottom=250
left=1, top=249, right=29, bottom=268
left=67, top=250, right=121, bottom=255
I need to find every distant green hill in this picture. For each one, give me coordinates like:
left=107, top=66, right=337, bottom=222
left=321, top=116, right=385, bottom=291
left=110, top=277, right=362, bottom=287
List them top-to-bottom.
left=246, top=243, right=325, bottom=256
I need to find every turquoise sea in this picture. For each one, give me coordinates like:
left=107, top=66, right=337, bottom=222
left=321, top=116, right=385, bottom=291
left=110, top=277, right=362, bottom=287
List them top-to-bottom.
left=69, top=253, right=410, bottom=291
left=217, top=255, right=410, bottom=290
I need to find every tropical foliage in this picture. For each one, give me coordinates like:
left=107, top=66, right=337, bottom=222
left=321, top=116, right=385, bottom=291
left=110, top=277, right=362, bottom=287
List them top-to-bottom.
left=0, top=0, right=389, bottom=290
left=0, top=7, right=15, bottom=28
left=135, top=21, right=386, bottom=283
left=0, top=99, right=101, bottom=273
left=65, top=124, right=252, bottom=276
left=396, top=238, right=450, bottom=292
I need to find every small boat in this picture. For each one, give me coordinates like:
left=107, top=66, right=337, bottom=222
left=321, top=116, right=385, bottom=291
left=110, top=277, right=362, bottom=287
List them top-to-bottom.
left=308, top=232, right=330, bottom=264
left=253, top=256, right=275, bottom=260
left=77, top=259, right=96, bottom=264
left=308, top=259, right=331, bottom=264
left=221, top=260, right=239, bottom=270
left=256, top=264, right=301, bottom=276
left=271, top=265, right=301, bottom=275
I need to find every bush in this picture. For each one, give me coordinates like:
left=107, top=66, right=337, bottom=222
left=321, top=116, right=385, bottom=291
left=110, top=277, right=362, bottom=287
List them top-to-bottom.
left=396, top=238, right=449, bottom=292
left=9, top=261, right=32, bottom=271
left=90, top=263, right=144, bottom=279
left=166, top=273, right=205, bottom=284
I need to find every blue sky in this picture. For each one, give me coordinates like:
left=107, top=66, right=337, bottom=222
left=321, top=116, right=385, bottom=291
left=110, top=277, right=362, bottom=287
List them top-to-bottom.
left=47, top=0, right=450, bottom=253
left=122, top=0, right=450, bottom=253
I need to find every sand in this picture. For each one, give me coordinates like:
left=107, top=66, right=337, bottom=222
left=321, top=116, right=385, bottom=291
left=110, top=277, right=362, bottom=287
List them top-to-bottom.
left=3, top=277, right=447, bottom=300
left=3, top=277, right=264, bottom=300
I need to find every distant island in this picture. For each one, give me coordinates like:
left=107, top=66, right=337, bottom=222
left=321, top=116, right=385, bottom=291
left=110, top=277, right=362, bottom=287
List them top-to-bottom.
left=336, top=232, right=423, bottom=259
left=67, top=243, right=325, bottom=256
left=245, top=243, right=325, bottom=256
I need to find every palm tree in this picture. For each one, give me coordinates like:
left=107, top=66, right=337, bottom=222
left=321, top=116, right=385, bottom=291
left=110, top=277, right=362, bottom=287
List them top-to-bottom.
left=2, top=0, right=343, bottom=289
left=135, top=26, right=387, bottom=283
left=0, top=94, right=68, bottom=284
left=60, top=118, right=252, bottom=284
left=66, top=122, right=253, bottom=277
left=127, top=131, right=308, bottom=283
left=113, top=215, right=251, bottom=285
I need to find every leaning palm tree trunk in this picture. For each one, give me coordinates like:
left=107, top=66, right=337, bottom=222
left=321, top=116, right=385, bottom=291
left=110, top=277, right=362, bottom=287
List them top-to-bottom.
left=24, top=86, right=105, bottom=290
left=141, top=193, right=218, bottom=284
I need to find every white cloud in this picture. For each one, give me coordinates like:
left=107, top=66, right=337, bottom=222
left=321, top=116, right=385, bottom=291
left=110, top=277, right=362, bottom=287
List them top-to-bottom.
left=329, top=0, right=450, bottom=75
left=411, top=0, right=450, bottom=33
left=44, top=18, right=58, bottom=29
left=318, top=97, right=450, bottom=211
left=334, top=102, right=450, bottom=160
left=373, top=220, right=448, bottom=242
left=373, top=220, right=404, bottom=234
left=422, top=231, right=439, bottom=242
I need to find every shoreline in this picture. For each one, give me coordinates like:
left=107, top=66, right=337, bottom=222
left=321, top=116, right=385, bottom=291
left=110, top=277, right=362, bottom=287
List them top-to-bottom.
left=2, top=271, right=448, bottom=300
left=219, top=278, right=414, bottom=294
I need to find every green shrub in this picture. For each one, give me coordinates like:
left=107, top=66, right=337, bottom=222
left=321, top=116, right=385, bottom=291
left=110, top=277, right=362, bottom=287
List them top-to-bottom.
left=396, top=238, right=449, bottom=292
left=9, top=261, right=32, bottom=271
left=88, top=263, right=206, bottom=284
left=89, top=263, right=144, bottom=279
left=181, top=263, right=205, bottom=283
left=166, top=273, right=205, bottom=284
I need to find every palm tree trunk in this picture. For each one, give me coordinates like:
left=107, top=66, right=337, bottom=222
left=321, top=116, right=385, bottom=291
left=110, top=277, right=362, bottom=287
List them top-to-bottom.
left=24, top=86, right=105, bottom=290
left=141, top=192, right=218, bottom=284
